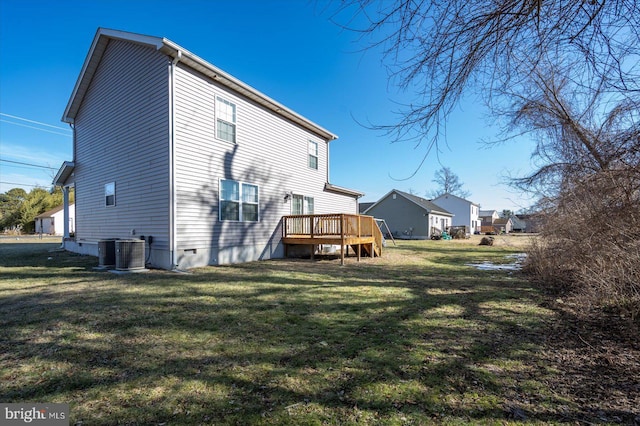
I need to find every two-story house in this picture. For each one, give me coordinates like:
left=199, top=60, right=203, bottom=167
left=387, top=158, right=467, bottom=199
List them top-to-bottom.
left=53, top=28, right=363, bottom=270
left=431, top=193, right=481, bottom=235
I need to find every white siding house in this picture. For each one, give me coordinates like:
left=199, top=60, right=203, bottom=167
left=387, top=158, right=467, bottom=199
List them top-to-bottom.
left=54, top=28, right=362, bottom=269
left=363, top=189, right=453, bottom=239
left=431, top=193, right=481, bottom=235
left=34, top=204, right=75, bottom=236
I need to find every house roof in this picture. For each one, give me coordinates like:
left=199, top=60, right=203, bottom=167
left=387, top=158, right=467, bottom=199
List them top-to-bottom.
left=62, top=28, right=338, bottom=141
left=52, top=161, right=75, bottom=187
left=364, top=189, right=453, bottom=216
left=432, top=192, right=480, bottom=207
left=358, top=202, right=374, bottom=214
left=35, top=204, right=74, bottom=219
left=479, top=209, right=498, bottom=217
left=510, top=216, right=527, bottom=229
left=494, top=217, right=512, bottom=225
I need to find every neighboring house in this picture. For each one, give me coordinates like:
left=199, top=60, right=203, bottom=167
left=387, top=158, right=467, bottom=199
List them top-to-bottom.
left=53, top=28, right=362, bottom=269
left=362, top=189, right=453, bottom=239
left=431, top=193, right=481, bottom=235
left=358, top=202, right=374, bottom=214
left=34, top=204, right=75, bottom=236
left=479, top=209, right=500, bottom=226
left=517, top=214, right=544, bottom=233
left=510, top=215, right=527, bottom=232
left=493, top=217, right=513, bottom=233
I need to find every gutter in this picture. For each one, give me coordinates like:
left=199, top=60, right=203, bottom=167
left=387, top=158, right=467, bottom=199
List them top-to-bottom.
left=169, top=50, right=182, bottom=269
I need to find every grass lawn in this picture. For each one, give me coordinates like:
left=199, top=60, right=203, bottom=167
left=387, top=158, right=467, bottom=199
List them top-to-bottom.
left=0, top=235, right=633, bottom=424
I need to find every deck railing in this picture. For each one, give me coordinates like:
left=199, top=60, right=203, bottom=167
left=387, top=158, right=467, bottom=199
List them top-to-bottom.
left=282, top=213, right=383, bottom=261
left=282, top=213, right=376, bottom=238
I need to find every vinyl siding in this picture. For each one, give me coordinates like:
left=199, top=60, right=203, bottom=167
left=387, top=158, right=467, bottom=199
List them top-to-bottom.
left=73, top=39, right=170, bottom=251
left=173, top=64, right=355, bottom=266
left=366, top=194, right=430, bottom=239
left=432, top=195, right=479, bottom=231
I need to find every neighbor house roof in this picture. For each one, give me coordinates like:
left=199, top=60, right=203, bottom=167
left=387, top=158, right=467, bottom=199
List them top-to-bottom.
left=62, top=28, right=338, bottom=141
left=364, top=189, right=453, bottom=216
left=432, top=192, right=480, bottom=207
left=35, top=204, right=74, bottom=219
left=479, top=209, right=498, bottom=217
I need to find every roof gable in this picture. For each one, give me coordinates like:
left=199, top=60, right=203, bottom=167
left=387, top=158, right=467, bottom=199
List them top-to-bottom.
left=63, top=28, right=337, bottom=141
left=364, top=189, right=453, bottom=216
left=432, top=192, right=480, bottom=207
left=35, top=204, right=74, bottom=219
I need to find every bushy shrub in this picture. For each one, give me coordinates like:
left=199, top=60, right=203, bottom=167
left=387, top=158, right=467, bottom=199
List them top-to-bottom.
left=524, top=172, right=640, bottom=320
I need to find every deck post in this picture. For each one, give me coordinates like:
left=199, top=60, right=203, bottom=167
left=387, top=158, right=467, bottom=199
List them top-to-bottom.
left=340, top=214, right=346, bottom=266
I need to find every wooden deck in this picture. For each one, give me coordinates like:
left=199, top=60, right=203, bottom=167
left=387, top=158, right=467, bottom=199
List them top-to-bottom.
left=282, top=214, right=383, bottom=265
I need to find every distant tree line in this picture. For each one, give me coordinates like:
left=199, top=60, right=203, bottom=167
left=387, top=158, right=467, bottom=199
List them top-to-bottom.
left=0, top=187, right=72, bottom=234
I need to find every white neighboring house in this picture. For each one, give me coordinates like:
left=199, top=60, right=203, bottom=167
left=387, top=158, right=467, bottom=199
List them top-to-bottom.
left=53, top=28, right=362, bottom=270
left=431, top=193, right=481, bottom=235
left=34, top=204, right=75, bottom=236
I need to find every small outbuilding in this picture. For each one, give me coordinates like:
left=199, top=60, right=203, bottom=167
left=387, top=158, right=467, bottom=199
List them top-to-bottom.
left=34, top=204, right=75, bottom=236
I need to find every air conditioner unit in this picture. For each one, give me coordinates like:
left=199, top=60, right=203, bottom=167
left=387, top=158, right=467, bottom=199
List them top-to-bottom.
left=98, top=239, right=117, bottom=268
left=115, top=239, right=145, bottom=271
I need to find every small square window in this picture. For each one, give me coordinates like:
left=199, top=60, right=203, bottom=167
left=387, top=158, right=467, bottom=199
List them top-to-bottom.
left=105, top=182, right=115, bottom=207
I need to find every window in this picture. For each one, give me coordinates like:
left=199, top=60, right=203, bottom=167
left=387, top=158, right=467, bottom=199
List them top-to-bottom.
left=216, top=96, right=236, bottom=143
left=308, top=140, right=318, bottom=169
left=219, top=179, right=259, bottom=222
left=105, top=182, right=115, bottom=206
left=292, top=194, right=314, bottom=215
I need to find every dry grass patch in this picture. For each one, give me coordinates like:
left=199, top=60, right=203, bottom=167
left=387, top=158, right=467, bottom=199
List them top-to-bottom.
left=1, top=238, right=635, bottom=424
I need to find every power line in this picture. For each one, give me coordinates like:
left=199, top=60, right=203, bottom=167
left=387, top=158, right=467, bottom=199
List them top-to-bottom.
left=0, top=113, right=71, bottom=132
left=0, top=119, right=72, bottom=137
left=0, top=158, right=58, bottom=170
left=0, top=181, right=50, bottom=188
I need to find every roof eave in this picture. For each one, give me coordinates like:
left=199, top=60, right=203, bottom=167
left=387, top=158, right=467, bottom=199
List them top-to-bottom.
left=53, top=161, right=75, bottom=186
left=324, top=183, right=364, bottom=199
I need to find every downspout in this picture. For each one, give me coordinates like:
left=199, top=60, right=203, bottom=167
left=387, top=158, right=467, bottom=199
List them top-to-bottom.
left=169, top=50, right=182, bottom=269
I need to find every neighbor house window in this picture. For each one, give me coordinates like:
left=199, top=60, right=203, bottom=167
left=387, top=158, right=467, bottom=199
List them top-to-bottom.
left=216, top=96, right=236, bottom=143
left=308, top=140, right=318, bottom=169
left=220, top=179, right=258, bottom=222
left=105, top=182, right=115, bottom=207
left=292, top=194, right=314, bottom=214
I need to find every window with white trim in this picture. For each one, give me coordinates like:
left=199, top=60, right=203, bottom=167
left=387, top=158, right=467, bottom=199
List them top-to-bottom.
left=216, top=96, right=236, bottom=143
left=308, top=140, right=318, bottom=169
left=219, top=179, right=258, bottom=222
left=105, top=182, right=115, bottom=207
left=292, top=194, right=314, bottom=215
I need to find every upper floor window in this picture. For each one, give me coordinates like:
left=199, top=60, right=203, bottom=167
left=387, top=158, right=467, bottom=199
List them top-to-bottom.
left=216, top=96, right=236, bottom=143
left=308, top=140, right=318, bottom=169
left=220, top=179, right=259, bottom=222
left=105, top=182, right=115, bottom=207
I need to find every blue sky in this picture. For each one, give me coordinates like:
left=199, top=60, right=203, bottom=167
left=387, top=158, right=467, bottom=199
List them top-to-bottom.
left=0, top=0, right=537, bottom=212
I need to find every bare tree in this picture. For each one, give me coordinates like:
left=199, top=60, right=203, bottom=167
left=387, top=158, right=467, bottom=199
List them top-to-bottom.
left=330, top=0, right=640, bottom=152
left=330, top=1, right=640, bottom=314
left=428, top=167, right=470, bottom=199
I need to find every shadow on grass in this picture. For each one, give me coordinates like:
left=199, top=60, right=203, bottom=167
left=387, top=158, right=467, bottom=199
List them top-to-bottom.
left=1, top=241, right=626, bottom=424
